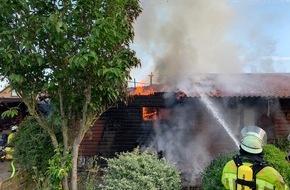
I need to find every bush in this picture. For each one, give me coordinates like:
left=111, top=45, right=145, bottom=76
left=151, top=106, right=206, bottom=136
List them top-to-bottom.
left=13, top=116, right=55, bottom=174
left=274, top=137, right=290, bottom=152
left=201, top=144, right=290, bottom=189
left=263, top=144, right=290, bottom=186
left=48, top=148, right=72, bottom=190
left=102, top=148, right=181, bottom=190
left=201, top=152, right=235, bottom=190
left=78, top=156, right=101, bottom=190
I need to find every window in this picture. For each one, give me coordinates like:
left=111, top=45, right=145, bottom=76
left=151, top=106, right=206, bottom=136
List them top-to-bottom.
left=11, top=89, right=18, bottom=97
left=142, top=107, right=158, bottom=121
left=243, top=107, right=257, bottom=127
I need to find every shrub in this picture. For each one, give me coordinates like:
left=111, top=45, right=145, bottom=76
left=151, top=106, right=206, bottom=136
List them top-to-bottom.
left=13, top=116, right=55, bottom=174
left=274, top=137, right=290, bottom=152
left=201, top=144, right=290, bottom=189
left=263, top=144, right=290, bottom=186
left=48, top=148, right=72, bottom=190
left=102, top=148, right=181, bottom=190
left=200, top=152, right=235, bottom=190
left=78, top=156, right=101, bottom=190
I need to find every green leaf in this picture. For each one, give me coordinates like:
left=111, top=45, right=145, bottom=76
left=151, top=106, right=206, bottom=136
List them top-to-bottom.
left=56, top=21, right=63, bottom=33
left=84, top=54, right=88, bottom=61
left=36, top=56, right=43, bottom=65
left=9, top=74, right=24, bottom=83
left=1, top=107, right=19, bottom=118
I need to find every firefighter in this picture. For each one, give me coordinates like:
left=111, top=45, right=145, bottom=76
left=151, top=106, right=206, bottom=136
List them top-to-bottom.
left=4, top=125, right=18, bottom=160
left=221, top=126, right=288, bottom=190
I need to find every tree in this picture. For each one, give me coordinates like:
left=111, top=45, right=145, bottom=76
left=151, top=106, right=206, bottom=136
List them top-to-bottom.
left=0, top=0, right=141, bottom=189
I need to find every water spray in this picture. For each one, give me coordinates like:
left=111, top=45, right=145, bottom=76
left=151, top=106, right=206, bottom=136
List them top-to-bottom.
left=184, top=83, right=240, bottom=148
left=199, top=94, right=240, bottom=147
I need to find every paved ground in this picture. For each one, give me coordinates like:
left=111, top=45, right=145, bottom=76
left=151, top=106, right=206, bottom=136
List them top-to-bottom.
left=0, top=130, right=14, bottom=185
left=0, top=160, right=13, bottom=184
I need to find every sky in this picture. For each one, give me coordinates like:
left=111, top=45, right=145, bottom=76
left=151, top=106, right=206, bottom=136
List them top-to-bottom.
left=1, top=0, right=290, bottom=90
left=129, top=0, right=290, bottom=85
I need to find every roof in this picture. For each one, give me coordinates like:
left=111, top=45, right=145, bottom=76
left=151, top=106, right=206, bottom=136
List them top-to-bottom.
left=129, top=73, right=290, bottom=98
left=0, top=86, right=20, bottom=99
left=0, top=98, right=22, bottom=103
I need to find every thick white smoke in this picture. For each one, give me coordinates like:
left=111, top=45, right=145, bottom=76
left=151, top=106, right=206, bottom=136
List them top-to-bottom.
left=131, top=0, right=279, bottom=83
left=132, top=0, right=242, bottom=83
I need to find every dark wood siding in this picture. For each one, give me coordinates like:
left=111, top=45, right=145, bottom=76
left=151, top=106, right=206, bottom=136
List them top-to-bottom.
left=81, top=93, right=166, bottom=158
left=80, top=95, right=290, bottom=158
left=274, top=99, right=290, bottom=138
left=96, top=106, right=142, bottom=157
left=79, top=117, right=105, bottom=157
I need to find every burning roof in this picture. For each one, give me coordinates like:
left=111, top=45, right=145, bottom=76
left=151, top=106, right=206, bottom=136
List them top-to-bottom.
left=129, top=73, right=290, bottom=98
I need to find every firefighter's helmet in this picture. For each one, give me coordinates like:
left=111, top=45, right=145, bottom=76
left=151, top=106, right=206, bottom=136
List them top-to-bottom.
left=11, top=125, right=18, bottom=131
left=240, top=126, right=267, bottom=154
left=240, top=133, right=263, bottom=154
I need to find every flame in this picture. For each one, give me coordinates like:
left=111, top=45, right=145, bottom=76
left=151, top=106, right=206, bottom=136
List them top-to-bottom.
left=129, top=83, right=171, bottom=96
left=130, top=85, right=158, bottom=95
left=142, top=107, right=158, bottom=121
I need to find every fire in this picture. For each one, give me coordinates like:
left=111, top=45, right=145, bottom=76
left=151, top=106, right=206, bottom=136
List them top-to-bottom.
left=128, top=84, right=173, bottom=96
left=129, top=85, right=159, bottom=96
left=135, top=86, right=155, bottom=95
left=142, top=107, right=158, bottom=121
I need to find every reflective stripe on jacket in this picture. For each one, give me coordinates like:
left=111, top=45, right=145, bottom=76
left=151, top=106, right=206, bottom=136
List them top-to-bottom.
left=221, top=160, right=289, bottom=190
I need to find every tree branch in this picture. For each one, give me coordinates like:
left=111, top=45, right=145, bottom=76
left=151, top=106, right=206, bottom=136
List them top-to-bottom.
left=58, top=83, right=69, bottom=151
left=22, top=96, right=59, bottom=148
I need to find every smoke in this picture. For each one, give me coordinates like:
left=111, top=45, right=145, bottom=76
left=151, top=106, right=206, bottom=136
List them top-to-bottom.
left=132, top=0, right=281, bottom=83
left=133, top=0, right=242, bottom=83
left=144, top=95, right=241, bottom=186
left=147, top=102, right=212, bottom=185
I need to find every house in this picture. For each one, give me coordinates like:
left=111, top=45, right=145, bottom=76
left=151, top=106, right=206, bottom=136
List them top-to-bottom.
left=79, top=73, right=290, bottom=184
left=2, top=74, right=290, bottom=183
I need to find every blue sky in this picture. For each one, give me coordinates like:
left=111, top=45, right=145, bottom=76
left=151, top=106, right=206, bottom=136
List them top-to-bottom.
left=1, top=0, right=290, bottom=90
left=129, top=0, right=290, bottom=85
left=229, top=0, right=290, bottom=72
left=230, top=1, right=290, bottom=59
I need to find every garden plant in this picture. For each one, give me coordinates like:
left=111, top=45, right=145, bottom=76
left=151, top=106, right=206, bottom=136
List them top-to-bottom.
left=102, top=148, right=182, bottom=190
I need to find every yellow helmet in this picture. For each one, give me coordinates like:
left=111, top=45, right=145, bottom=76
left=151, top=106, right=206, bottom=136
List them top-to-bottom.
left=240, top=132, right=263, bottom=154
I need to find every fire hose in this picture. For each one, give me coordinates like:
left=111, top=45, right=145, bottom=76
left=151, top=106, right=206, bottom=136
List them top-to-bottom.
left=10, top=160, right=15, bottom=178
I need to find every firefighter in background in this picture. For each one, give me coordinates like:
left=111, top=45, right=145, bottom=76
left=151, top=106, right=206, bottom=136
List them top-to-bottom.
left=4, top=125, right=18, bottom=160
left=221, top=126, right=288, bottom=190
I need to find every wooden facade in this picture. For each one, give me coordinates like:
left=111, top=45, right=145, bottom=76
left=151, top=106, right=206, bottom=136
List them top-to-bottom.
left=78, top=91, right=290, bottom=186
left=79, top=93, right=166, bottom=157
left=80, top=94, right=290, bottom=159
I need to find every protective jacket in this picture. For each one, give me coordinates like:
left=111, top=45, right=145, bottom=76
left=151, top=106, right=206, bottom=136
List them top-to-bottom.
left=5, top=132, right=15, bottom=160
left=7, top=133, right=15, bottom=145
left=221, top=155, right=288, bottom=190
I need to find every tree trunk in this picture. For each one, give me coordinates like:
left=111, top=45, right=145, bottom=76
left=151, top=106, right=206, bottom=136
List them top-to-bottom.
left=61, top=125, right=69, bottom=189
left=71, top=138, right=80, bottom=190
left=62, top=176, right=69, bottom=190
